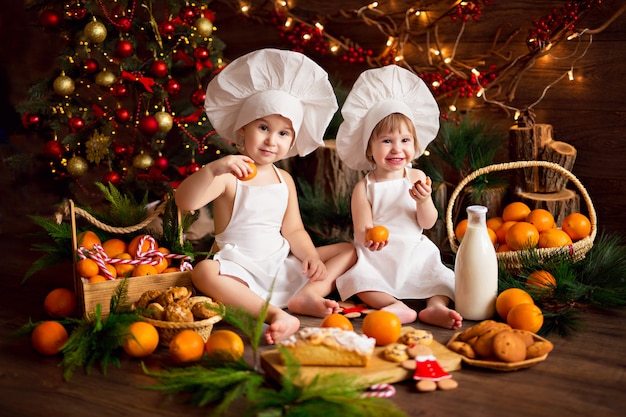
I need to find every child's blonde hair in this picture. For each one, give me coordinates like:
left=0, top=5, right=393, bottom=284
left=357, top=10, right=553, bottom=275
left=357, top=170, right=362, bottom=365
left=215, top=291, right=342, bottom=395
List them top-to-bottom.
left=366, top=113, right=420, bottom=161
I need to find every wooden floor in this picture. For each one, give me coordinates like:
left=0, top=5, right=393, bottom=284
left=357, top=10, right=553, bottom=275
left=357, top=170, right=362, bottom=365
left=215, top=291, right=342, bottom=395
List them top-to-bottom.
left=0, top=203, right=625, bottom=417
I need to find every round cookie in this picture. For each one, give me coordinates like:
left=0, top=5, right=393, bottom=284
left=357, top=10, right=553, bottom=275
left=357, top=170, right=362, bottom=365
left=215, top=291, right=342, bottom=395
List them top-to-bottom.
left=458, top=319, right=497, bottom=342
left=472, top=323, right=511, bottom=358
left=399, top=329, right=433, bottom=346
left=511, top=329, right=535, bottom=347
left=492, top=330, right=527, bottom=363
left=447, top=340, right=477, bottom=359
left=526, top=340, right=554, bottom=359
left=383, top=343, right=410, bottom=362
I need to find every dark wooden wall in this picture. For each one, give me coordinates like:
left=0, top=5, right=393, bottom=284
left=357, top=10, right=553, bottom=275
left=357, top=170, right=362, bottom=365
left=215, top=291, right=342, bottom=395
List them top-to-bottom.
left=2, top=0, right=625, bottom=237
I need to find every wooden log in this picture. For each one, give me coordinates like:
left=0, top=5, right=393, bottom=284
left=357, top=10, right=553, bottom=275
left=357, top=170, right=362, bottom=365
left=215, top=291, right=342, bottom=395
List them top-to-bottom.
left=508, top=125, right=536, bottom=191
left=313, top=140, right=365, bottom=207
left=539, top=141, right=577, bottom=192
left=516, top=189, right=580, bottom=225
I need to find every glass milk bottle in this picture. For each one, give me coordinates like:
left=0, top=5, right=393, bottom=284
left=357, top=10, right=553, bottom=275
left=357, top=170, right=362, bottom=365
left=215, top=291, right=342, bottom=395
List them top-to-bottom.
left=454, top=205, right=498, bottom=320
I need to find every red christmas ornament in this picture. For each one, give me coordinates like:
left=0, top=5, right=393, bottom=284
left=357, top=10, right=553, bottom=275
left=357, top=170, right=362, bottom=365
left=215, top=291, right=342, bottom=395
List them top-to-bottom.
left=179, top=5, right=199, bottom=24
left=39, top=9, right=62, bottom=29
left=116, top=17, right=132, bottom=33
left=159, top=20, right=176, bottom=37
left=115, top=40, right=134, bottom=58
left=193, top=46, right=210, bottom=62
left=82, top=58, right=99, bottom=75
left=149, top=60, right=168, bottom=78
left=165, top=78, right=181, bottom=95
left=111, top=83, right=130, bottom=97
left=191, top=89, right=206, bottom=107
left=114, top=108, right=131, bottom=123
left=21, top=113, right=42, bottom=130
left=68, top=115, right=85, bottom=133
left=137, top=115, right=159, bottom=136
left=43, top=140, right=64, bottom=160
left=111, top=141, right=130, bottom=157
left=154, top=155, right=169, bottom=171
left=186, top=161, right=201, bottom=175
left=102, top=170, right=122, bottom=186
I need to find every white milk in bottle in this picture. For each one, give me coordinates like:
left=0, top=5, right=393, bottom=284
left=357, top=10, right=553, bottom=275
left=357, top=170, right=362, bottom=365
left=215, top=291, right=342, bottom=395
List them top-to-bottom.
left=454, top=205, right=498, bottom=320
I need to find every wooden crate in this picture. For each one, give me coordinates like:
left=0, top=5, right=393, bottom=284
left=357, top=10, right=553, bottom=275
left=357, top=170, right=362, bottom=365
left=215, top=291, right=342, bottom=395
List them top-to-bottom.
left=68, top=199, right=194, bottom=318
left=75, top=270, right=193, bottom=317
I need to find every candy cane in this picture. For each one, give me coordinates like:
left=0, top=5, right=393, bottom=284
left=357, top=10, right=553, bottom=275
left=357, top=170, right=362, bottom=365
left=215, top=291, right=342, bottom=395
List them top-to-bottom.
left=359, top=383, right=396, bottom=398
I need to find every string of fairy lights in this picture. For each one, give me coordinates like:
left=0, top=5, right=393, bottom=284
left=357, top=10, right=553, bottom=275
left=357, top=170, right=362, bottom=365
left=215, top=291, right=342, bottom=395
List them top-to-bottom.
left=224, top=0, right=625, bottom=122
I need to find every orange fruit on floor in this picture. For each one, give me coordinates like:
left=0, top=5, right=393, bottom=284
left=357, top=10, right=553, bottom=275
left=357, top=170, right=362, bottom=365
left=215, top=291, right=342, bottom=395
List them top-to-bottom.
left=237, top=162, right=258, bottom=181
left=502, top=202, right=531, bottom=222
left=525, top=209, right=555, bottom=233
left=561, top=213, right=592, bottom=241
left=486, top=216, right=504, bottom=233
left=454, top=219, right=469, bottom=242
left=495, top=221, right=517, bottom=245
left=505, top=221, right=539, bottom=250
left=366, top=225, right=389, bottom=243
left=538, top=228, right=573, bottom=248
left=77, top=230, right=101, bottom=250
left=128, top=234, right=155, bottom=259
left=102, top=238, right=128, bottom=258
left=114, top=253, right=135, bottom=277
left=76, top=258, right=100, bottom=278
left=132, top=264, right=158, bottom=277
left=526, top=270, right=557, bottom=293
left=88, top=275, right=108, bottom=283
left=44, top=288, right=76, bottom=318
left=495, top=288, right=534, bottom=321
left=507, top=303, right=544, bottom=333
left=361, top=310, right=402, bottom=346
left=320, top=313, right=354, bottom=331
left=31, top=321, right=68, bottom=355
left=122, top=321, right=159, bottom=358
left=169, top=329, right=205, bottom=363
left=205, top=329, right=245, bottom=361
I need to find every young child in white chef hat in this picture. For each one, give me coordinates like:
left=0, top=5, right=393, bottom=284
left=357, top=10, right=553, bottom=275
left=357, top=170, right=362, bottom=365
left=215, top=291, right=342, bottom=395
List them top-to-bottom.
left=175, top=49, right=356, bottom=344
left=335, top=65, right=462, bottom=329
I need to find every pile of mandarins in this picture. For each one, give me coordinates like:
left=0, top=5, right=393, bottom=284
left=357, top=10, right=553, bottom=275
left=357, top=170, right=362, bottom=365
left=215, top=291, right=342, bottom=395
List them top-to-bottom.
left=455, top=202, right=592, bottom=253
left=75, top=231, right=182, bottom=283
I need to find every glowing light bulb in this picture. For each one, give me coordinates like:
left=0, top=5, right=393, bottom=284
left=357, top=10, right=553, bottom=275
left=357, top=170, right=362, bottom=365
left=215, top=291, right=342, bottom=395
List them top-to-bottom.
left=368, top=2, right=378, bottom=9
left=285, top=17, right=293, bottom=28
left=315, top=22, right=324, bottom=31
left=386, top=36, right=394, bottom=47
left=330, top=44, right=340, bottom=53
left=444, top=57, right=452, bottom=64
left=471, top=68, right=480, bottom=76
left=432, top=81, right=440, bottom=88
left=449, top=104, right=457, bottom=112
left=514, top=110, right=521, bottom=120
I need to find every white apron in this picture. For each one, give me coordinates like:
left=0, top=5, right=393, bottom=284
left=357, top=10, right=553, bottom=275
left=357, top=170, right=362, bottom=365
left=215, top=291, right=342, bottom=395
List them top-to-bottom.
left=213, top=165, right=307, bottom=308
left=337, top=169, right=455, bottom=301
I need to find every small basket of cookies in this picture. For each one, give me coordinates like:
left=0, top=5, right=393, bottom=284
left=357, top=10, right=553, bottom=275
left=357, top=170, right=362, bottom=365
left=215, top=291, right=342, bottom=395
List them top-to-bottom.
left=132, top=286, right=223, bottom=346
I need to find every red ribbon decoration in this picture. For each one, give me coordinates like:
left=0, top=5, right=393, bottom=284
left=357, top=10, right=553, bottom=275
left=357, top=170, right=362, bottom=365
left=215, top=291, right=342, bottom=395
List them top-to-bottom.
left=120, top=70, right=155, bottom=93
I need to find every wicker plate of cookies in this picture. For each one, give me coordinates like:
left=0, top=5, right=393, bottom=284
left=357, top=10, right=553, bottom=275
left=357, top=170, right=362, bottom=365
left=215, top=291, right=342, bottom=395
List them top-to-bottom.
left=446, top=320, right=554, bottom=371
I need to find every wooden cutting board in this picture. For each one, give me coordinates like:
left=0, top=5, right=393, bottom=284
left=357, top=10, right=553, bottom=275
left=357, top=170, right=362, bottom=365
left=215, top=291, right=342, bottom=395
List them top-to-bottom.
left=260, top=327, right=462, bottom=386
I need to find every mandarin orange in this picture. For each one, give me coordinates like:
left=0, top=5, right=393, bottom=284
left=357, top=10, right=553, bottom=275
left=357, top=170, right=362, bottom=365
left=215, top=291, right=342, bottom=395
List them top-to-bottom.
left=237, top=162, right=258, bottom=181
left=502, top=202, right=531, bottom=222
left=525, top=209, right=555, bottom=233
left=561, top=213, right=592, bottom=241
left=505, top=221, right=539, bottom=250
left=366, top=225, right=389, bottom=243
left=538, top=228, right=573, bottom=248
left=44, top=288, right=76, bottom=318
left=495, top=288, right=534, bottom=321
left=507, top=303, right=544, bottom=333
left=362, top=310, right=402, bottom=346
left=320, top=313, right=354, bottom=331
left=31, top=321, right=68, bottom=355
left=122, top=321, right=159, bottom=358
left=205, top=329, right=245, bottom=361
left=169, top=330, right=205, bottom=363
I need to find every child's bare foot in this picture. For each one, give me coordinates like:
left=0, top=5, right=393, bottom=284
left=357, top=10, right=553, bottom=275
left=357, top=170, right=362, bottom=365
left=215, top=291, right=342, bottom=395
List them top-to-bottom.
left=288, top=296, right=340, bottom=317
left=382, top=302, right=417, bottom=324
left=418, top=304, right=463, bottom=329
left=265, top=310, right=300, bottom=344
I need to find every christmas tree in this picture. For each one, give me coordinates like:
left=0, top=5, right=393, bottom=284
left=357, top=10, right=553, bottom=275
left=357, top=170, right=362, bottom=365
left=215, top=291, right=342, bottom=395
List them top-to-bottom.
left=17, top=0, right=233, bottom=202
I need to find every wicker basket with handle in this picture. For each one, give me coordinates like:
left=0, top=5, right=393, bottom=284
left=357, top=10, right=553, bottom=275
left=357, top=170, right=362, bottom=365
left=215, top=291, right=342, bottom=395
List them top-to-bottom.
left=446, top=161, right=597, bottom=272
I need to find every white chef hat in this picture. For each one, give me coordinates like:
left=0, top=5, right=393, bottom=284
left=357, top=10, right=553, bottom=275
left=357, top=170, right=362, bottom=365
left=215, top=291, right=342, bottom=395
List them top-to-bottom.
left=204, top=48, right=338, bottom=158
left=336, top=65, right=440, bottom=171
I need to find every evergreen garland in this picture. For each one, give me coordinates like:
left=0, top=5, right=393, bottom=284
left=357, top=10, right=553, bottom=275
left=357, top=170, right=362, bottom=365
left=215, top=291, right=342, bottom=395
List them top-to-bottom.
left=497, top=231, right=626, bottom=336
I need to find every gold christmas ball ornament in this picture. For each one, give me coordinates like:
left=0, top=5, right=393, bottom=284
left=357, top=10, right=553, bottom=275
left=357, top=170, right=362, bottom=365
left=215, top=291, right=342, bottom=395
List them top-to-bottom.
left=194, top=17, right=213, bottom=37
left=84, top=19, right=107, bottom=44
left=95, top=69, right=117, bottom=87
left=53, top=73, right=75, bottom=96
left=154, top=111, right=174, bottom=133
left=133, top=152, right=154, bottom=170
left=67, top=156, right=88, bottom=177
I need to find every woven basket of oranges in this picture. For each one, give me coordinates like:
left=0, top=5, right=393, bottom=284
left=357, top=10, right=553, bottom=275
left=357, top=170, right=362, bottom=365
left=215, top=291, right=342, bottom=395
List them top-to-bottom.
left=446, top=161, right=597, bottom=272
